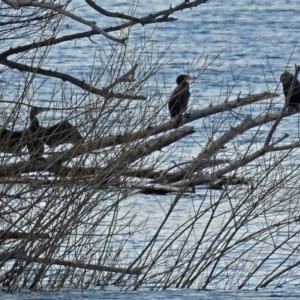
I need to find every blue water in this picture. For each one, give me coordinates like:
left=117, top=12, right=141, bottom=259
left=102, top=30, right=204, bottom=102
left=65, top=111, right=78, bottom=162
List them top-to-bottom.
left=1, top=0, right=300, bottom=298
left=2, top=287, right=300, bottom=300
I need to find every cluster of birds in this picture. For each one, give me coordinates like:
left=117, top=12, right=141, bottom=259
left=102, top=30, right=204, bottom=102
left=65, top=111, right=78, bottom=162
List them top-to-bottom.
left=0, top=71, right=298, bottom=162
left=168, top=71, right=300, bottom=120
left=0, top=106, right=82, bottom=161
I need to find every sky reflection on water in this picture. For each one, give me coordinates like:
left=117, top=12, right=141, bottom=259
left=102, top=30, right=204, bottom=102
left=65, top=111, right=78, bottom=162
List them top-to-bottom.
left=1, top=0, right=300, bottom=298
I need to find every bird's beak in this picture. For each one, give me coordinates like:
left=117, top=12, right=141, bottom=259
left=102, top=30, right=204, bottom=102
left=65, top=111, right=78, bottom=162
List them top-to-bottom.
left=185, top=75, right=191, bottom=81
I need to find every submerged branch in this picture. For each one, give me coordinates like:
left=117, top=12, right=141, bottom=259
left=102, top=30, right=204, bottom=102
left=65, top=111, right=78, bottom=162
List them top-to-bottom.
left=139, top=184, right=195, bottom=194
left=0, top=231, right=50, bottom=240
left=0, top=252, right=142, bottom=275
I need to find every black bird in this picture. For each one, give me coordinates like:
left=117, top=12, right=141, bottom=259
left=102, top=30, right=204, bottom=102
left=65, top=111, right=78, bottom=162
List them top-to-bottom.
left=280, top=71, right=300, bottom=112
left=168, top=74, right=191, bottom=119
left=27, top=106, right=46, bottom=160
left=29, top=107, right=82, bottom=147
left=42, top=120, right=83, bottom=147
left=0, top=128, right=26, bottom=154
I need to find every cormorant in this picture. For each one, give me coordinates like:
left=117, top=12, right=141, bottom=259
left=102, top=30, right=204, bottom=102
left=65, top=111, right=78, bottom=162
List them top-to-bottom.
left=280, top=71, right=300, bottom=112
left=168, top=74, right=191, bottom=119
left=0, top=106, right=83, bottom=157
left=27, top=106, right=46, bottom=160
left=27, top=106, right=83, bottom=157
left=31, top=108, right=82, bottom=147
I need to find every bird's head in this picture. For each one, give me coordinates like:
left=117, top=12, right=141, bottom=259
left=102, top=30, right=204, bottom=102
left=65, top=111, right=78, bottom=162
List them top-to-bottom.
left=280, top=71, right=293, bottom=86
left=176, top=74, right=190, bottom=85
left=29, top=106, right=47, bottom=120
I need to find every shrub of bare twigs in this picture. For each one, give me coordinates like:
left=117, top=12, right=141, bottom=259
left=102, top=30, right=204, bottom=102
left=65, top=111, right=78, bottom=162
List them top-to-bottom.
left=0, top=0, right=299, bottom=293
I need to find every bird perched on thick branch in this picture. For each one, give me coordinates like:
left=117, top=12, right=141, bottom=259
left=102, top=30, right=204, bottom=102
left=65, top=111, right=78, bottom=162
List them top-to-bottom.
left=280, top=71, right=300, bottom=112
left=168, top=74, right=191, bottom=119
left=0, top=106, right=83, bottom=159
left=27, top=106, right=46, bottom=161
left=27, top=106, right=83, bottom=160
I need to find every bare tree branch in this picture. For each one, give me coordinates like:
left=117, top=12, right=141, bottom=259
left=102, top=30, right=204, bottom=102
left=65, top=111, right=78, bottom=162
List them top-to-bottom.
left=2, top=0, right=126, bottom=43
left=0, top=58, right=146, bottom=100
left=0, top=252, right=143, bottom=275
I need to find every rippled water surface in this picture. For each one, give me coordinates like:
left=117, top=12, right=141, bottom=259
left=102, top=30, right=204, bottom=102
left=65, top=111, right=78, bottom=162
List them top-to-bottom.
left=1, top=0, right=300, bottom=298
left=2, top=287, right=300, bottom=300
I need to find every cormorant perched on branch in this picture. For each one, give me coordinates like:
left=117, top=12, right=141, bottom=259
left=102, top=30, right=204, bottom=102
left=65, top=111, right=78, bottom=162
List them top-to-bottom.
left=280, top=71, right=300, bottom=112
left=168, top=74, right=191, bottom=118
left=0, top=106, right=83, bottom=157
left=27, top=106, right=46, bottom=160
left=27, top=106, right=83, bottom=160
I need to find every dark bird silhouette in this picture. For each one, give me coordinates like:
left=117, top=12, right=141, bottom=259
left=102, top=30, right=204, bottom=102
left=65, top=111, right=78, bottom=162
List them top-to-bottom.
left=280, top=71, right=300, bottom=112
left=168, top=74, right=191, bottom=119
left=0, top=106, right=83, bottom=158
left=26, top=106, right=83, bottom=160
left=27, top=106, right=46, bottom=161
left=42, top=120, right=83, bottom=147
left=0, top=128, right=26, bottom=154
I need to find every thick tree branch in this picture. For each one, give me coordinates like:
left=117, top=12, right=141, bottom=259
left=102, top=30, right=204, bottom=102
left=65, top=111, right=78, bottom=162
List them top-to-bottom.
left=1, top=0, right=208, bottom=54
left=86, top=0, right=208, bottom=25
left=86, top=0, right=141, bottom=22
left=0, top=58, right=146, bottom=100
left=0, top=92, right=276, bottom=178
left=179, top=92, right=278, bottom=126
left=157, top=106, right=292, bottom=184
left=0, top=126, right=195, bottom=177
left=171, top=134, right=294, bottom=187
